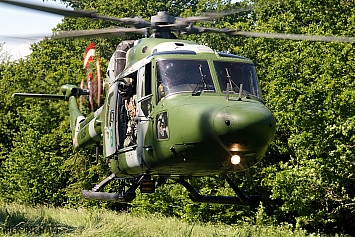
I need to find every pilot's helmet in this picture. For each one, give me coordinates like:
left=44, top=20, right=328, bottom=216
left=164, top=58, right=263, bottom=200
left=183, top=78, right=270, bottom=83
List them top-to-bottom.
left=162, top=62, right=175, bottom=78
left=118, top=77, right=135, bottom=96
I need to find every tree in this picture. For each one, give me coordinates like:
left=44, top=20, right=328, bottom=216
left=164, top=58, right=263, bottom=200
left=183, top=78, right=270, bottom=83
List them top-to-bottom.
left=214, top=0, right=355, bottom=234
left=0, top=43, right=9, bottom=62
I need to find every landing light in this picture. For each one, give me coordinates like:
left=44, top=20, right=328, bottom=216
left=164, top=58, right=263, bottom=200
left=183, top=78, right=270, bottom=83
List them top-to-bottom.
left=231, top=155, right=241, bottom=165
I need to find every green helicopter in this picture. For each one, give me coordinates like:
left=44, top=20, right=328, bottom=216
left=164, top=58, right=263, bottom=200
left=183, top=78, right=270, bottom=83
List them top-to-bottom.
left=4, top=0, right=354, bottom=205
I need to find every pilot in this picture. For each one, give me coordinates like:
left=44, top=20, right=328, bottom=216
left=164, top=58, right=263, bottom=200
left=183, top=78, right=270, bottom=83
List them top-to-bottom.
left=157, top=62, right=176, bottom=99
left=162, top=62, right=175, bottom=80
left=157, top=81, right=165, bottom=102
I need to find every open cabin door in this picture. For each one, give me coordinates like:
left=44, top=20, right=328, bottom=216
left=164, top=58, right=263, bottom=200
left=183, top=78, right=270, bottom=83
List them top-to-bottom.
left=103, top=63, right=152, bottom=162
left=103, top=82, right=125, bottom=158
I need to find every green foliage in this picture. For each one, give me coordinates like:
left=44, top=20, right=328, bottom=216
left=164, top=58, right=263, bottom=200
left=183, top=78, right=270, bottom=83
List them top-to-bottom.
left=218, top=0, right=355, bottom=234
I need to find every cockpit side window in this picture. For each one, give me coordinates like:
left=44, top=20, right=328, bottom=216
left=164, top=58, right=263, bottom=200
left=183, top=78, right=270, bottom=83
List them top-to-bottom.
left=156, top=59, right=215, bottom=101
left=214, top=61, right=261, bottom=99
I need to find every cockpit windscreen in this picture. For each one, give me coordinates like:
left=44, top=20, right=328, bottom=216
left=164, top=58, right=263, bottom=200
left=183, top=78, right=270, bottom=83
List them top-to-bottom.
left=156, top=60, right=215, bottom=98
left=214, top=61, right=261, bottom=99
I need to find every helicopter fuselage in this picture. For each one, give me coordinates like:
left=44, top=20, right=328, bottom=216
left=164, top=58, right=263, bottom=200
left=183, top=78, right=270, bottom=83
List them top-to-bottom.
left=71, top=38, right=276, bottom=178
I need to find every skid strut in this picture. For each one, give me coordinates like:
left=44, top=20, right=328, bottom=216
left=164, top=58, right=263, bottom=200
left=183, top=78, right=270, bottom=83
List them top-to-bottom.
left=178, top=175, right=261, bottom=205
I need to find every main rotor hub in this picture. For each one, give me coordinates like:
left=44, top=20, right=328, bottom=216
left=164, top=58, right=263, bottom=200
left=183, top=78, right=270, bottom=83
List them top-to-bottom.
left=151, top=12, right=175, bottom=25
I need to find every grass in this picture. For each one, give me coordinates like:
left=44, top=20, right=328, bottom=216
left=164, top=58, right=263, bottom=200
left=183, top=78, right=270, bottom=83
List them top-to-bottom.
left=0, top=202, right=321, bottom=237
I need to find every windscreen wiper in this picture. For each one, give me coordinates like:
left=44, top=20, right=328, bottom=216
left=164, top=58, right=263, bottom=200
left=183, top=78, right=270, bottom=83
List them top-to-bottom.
left=192, top=64, right=207, bottom=96
left=225, top=68, right=249, bottom=101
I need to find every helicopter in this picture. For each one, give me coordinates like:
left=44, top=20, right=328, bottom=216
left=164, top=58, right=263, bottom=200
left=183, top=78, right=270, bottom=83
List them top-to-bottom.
left=2, top=0, right=355, bottom=205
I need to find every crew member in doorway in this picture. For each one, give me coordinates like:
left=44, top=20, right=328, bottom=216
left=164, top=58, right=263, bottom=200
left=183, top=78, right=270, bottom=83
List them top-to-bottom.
left=118, top=77, right=137, bottom=147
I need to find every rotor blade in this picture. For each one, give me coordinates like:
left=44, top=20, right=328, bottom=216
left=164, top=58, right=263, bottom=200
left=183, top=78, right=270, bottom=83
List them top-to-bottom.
left=0, top=0, right=151, bottom=28
left=0, top=0, right=96, bottom=18
left=168, top=7, right=253, bottom=30
left=179, top=7, right=253, bottom=24
left=112, top=17, right=151, bottom=28
left=183, top=26, right=230, bottom=34
left=52, top=27, right=146, bottom=39
left=228, top=31, right=355, bottom=43
left=0, top=34, right=48, bottom=40
left=12, top=93, right=65, bottom=100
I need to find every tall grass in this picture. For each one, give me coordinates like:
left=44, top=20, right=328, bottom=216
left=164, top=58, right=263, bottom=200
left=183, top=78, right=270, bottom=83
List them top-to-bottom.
left=0, top=202, right=323, bottom=237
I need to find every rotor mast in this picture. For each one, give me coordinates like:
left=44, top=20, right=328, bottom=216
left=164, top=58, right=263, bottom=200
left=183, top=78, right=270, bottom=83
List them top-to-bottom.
left=150, top=12, right=177, bottom=39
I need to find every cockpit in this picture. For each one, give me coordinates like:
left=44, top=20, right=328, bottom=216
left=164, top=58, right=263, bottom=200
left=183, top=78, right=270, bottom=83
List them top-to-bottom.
left=156, top=59, right=261, bottom=100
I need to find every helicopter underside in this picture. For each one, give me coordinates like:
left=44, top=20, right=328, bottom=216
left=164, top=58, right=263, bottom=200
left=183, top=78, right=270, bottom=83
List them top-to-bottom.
left=139, top=141, right=269, bottom=177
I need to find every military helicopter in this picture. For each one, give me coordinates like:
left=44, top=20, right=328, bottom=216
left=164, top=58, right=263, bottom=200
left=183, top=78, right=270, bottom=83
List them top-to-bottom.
left=2, top=0, right=354, bottom=205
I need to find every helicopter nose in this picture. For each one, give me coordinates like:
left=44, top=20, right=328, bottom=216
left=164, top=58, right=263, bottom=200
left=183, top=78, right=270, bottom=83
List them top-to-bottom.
left=213, top=102, right=276, bottom=151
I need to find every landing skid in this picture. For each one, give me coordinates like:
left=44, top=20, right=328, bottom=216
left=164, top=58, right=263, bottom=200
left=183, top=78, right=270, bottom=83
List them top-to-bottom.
left=82, top=174, right=261, bottom=205
left=82, top=174, right=144, bottom=202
